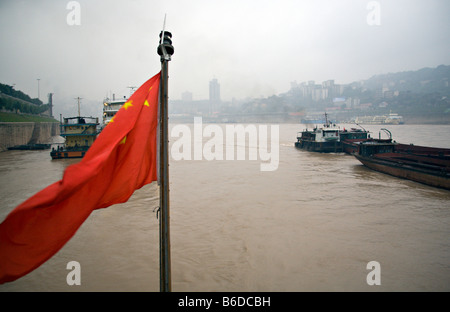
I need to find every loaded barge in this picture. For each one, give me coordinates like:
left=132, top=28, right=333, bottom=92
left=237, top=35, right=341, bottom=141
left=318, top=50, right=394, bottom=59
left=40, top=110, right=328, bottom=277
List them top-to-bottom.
left=353, top=141, right=450, bottom=190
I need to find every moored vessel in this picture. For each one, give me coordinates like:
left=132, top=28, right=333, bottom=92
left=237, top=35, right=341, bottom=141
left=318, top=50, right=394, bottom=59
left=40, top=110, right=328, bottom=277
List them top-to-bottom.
left=102, top=97, right=128, bottom=129
left=50, top=116, right=99, bottom=159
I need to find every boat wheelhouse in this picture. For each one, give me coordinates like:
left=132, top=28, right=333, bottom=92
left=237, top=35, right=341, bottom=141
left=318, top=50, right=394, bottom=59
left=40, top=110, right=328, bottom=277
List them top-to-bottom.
left=295, top=113, right=343, bottom=152
left=50, top=116, right=99, bottom=159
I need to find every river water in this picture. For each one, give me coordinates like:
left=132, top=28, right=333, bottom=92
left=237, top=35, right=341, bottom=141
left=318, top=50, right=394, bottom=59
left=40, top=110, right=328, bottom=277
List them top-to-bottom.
left=0, top=123, right=449, bottom=292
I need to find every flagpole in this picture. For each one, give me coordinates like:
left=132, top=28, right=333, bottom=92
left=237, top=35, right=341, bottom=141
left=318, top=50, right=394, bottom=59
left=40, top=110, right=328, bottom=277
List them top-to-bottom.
left=158, top=28, right=174, bottom=292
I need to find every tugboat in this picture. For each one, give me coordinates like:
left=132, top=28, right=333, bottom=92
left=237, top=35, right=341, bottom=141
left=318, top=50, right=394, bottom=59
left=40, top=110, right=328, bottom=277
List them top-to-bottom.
left=295, top=113, right=342, bottom=152
left=296, top=113, right=371, bottom=153
left=50, top=116, right=99, bottom=159
left=353, top=139, right=450, bottom=190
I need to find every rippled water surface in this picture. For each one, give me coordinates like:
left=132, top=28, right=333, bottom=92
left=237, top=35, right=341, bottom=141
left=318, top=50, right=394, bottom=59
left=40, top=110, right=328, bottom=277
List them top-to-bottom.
left=1, top=123, right=449, bottom=291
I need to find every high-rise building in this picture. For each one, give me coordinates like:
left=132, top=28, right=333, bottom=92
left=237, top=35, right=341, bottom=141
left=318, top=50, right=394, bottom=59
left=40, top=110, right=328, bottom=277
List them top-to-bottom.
left=209, top=78, right=220, bottom=114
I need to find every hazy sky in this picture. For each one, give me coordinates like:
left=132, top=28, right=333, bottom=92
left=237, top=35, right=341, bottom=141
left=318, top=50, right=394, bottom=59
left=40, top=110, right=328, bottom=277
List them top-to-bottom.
left=0, top=0, right=449, bottom=118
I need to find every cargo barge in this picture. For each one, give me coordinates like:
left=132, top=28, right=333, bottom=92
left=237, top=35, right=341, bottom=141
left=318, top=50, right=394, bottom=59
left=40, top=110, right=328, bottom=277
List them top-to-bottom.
left=353, top=141, right=450, bottom=190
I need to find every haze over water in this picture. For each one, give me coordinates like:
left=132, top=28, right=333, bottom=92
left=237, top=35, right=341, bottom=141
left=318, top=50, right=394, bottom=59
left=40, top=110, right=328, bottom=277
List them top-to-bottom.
left=0, top=123, right=449, bottom=291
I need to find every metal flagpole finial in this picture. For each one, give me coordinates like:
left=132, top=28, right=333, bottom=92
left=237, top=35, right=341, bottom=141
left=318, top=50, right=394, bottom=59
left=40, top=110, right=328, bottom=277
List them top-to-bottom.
left=158, top=14, right=174, bottom=61
left=161, top=14, right=166, bottom=40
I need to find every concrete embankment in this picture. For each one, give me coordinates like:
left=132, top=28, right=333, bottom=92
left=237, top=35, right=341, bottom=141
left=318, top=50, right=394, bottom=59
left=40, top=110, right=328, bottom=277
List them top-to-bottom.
left=0, top=122, right=60, bottom=151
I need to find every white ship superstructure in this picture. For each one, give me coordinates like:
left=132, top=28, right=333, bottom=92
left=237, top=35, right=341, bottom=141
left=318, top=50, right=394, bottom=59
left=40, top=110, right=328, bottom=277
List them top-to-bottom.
left=102, top=98, right=127, bottom=128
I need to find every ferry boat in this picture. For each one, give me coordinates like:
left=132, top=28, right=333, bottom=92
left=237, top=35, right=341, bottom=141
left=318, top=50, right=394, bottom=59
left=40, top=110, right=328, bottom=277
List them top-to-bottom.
left=102, top=97, right=127, bottom=129
left=355, top=113, right=404, bottom=125
left=384, top=113, right=404, bottom=124
left=50, top=116, right=99, bottom=159
left=353, top=140, right=450, bottom=190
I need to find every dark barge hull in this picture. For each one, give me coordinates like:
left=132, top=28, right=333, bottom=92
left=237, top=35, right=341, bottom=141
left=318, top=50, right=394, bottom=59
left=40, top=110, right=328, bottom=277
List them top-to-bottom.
left=295, top=140, right=343, bottom=153
left=8, top=144, right=51, bottom=150
left=50, top=149, right=88, bottom=159
left=354, top=153, right=450, bottom=190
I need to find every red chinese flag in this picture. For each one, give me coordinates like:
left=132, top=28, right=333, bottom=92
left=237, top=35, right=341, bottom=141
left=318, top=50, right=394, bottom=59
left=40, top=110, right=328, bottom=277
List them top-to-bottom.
left=0, top=72, right=161, bottom=284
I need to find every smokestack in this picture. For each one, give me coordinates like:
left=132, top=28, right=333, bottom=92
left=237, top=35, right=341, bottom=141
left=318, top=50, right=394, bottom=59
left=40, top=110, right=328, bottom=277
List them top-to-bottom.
left=48, top=93, right=53, bottom=118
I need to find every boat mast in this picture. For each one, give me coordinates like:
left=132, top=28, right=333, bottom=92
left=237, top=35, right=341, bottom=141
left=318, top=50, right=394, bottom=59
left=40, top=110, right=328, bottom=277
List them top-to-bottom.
left=157, top=16, right=174, bottom=292
left=75, top=97, right=82, bottom=117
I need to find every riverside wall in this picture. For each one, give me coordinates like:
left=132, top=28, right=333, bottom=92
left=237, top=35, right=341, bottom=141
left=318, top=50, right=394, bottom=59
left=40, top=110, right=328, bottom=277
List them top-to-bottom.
left=0, top=122, right=59, bottom=151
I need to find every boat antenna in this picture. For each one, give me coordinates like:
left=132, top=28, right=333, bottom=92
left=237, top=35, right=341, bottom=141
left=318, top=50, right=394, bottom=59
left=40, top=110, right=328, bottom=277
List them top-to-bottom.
left=75, top=97, right=83, bottom=117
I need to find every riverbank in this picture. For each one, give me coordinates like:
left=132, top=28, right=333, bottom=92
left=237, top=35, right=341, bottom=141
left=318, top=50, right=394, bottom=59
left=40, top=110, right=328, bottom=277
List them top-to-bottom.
left=0, top=122, right=60, bottom=151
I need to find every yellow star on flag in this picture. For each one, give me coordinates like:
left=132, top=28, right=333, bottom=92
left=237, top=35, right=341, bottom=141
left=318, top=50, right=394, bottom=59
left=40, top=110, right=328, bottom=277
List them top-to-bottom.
left=144, top=87, right=153, bottom=107
left=122, top=100, right=133, bottom=110
left=119, top=136, right=127, bottom=145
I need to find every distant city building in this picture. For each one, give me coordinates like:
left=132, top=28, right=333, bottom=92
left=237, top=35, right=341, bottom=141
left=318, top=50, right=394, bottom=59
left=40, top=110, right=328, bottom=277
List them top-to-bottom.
left=209, top=78, right=221, bottom=114
left=290, top=79, right=343, bottom=101
left=322, top=80, right=334, bottom=88
left=181, top=91, right=193, bottom=102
